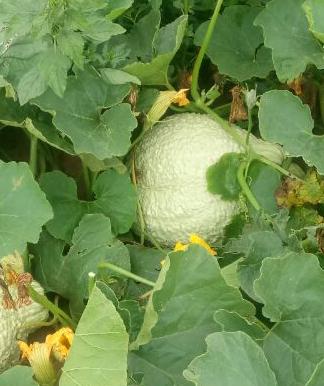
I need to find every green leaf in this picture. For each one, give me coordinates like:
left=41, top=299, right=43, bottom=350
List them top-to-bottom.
left=0, top=0, right=48, bottom=40
left=106, top=0, right=134, bottom=21
left=255, top=0, right=324, bottom=82
left=303, top=0, right=324, bottom=43
left=194, top=6, right=273, bottom=81
left=121, top=10, right=161, bottom=62
left=75, top=14, right=125, bottom=43
left=123, top=15, right=187, bottom=85
left=56, top=30, right=85, bottom=69
left=4, top=41, right=71, bottom=105
left=100, top=68, right=141, bottom=85
left=32, top=69, right=137, bottom=159
left=0, top=89, right=74, bottom=154
left=259, top=90, right=324, bottom=175
left=206, top=152, right=242, bottom=201
left=80, top=154, right=127, bottom=174
left=0, top=161, right=53, bottom=257
left=248, top=162, right=281, bottom=214
left=40, top=169, right=137, bottom=241
left=91, top=169, right=137, bottom=235
left=39, top=171, right=86, bottom=242
left=32, top=214, right=130, bottom=312
left=236, top=230, right=285, bottom=300
left=129, top=245, right=254, bottom=386
left=254, top=252, right=324, bottom=386
left=60, top=286, right=128, bottom=386
left=213, top=310, right=268, bottom=342
left=184, top=331, right=277, bottom=386
left=0, top=366, right=37, bottom=386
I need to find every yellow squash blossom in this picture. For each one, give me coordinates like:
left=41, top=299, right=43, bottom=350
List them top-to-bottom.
left=161, top=234, right=216, bottom=266
left=174, top=234, right=217, bottom=256
left=19, top=327, right=74, bottom=385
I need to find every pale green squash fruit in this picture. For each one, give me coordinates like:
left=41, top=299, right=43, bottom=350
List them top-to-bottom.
left=134, top=113, right=283, bottom=247
left=0, top=274, right=48, bottom=373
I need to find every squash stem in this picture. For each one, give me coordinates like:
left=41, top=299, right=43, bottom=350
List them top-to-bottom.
left=191, top=0, right=224, bottom=104
left=237, top=161, right=261, bottom=212
left=98, top=262, right=155, bottom=287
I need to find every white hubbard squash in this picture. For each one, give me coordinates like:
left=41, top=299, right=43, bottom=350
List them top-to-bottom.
left=134, top=113, right=283, bottom=247
left=0, top=276, right=48, bottom=373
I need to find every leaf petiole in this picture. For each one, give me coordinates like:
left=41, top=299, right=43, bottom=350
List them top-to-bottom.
left=237, top=161, right=261, bottom=212
left=98, top=262, right=155, bottom=287
left=28, top=286, right=76, bottom=330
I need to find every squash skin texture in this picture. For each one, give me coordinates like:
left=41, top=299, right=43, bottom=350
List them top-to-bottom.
left=134, top=113, right=242, bottom=247
left=0, top=280, right=48, bottom=373
left=0, top=309, right=20, bottom=373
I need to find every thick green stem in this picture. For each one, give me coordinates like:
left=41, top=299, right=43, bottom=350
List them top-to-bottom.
left=183, top=0, right=190, bottom=14
left=189, top=0, right=246, bottom=148
left=191, top=0, right=224, bottom=104
left=29, top=136, right=38, bottom=176
left=237, top=161, right=261, bottom=212
left=98, top=262, right=155, bottom=287
left=28, top=286, right=76, bottom=330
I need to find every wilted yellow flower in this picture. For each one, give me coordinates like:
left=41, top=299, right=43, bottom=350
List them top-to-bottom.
left=145, top=89, right=190, bottom=128
left=172, top=89, right=190, bottom=106
left=173, top=234, right=216, bottom=256
left=19, top=327, right=74, bottom=384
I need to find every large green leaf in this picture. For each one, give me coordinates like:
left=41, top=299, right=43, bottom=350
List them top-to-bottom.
left=0, top=0, right=48, bottom=39
left=0, top=0, right=128, bottom=103
left=255, top=0, right=324, bottom=82
left=303, top=0, right=324, bottom=43
left=194, top=5, right=273, bottom=81
left=123, top=15, right=187, bottom=85
left=2, top=38, right=71, bottom=105
left=32, top=69, right=137, bottom=159
left=0, top=89, right=74, bottom=154
left=258, top=90, right=324, bottom=175
left=0, top=161, right=53, bottom=257
left=40, top=169, right=137, bottom=241
left=92, top=170, right=137, bottom=235
left=32, top=214, right=130, bottom=313
left=236, top=230, right=285, bottom=301
left=129, top=245, right=254, bottom=386
left=254, top=252, right=324, bottom=386
left=60, top=286, right=128, bottom=386
left=184, top=332, right=277, bottom=386
left=0, top=366, right=37, bottom=386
